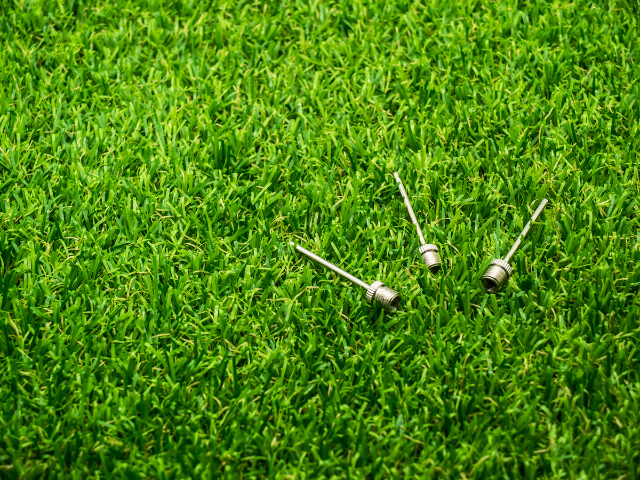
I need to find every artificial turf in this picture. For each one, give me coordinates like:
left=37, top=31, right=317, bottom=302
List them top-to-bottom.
left=1, top=0, right=640, bottom=477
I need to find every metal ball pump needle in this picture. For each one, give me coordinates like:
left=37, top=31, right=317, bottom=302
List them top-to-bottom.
left=393, top=172, right=442, bottom=274
left=481, top=198, right=549, bottom=294
left=290, top=242, right=401, bottom=313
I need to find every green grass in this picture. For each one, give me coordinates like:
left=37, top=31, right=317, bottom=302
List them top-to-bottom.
left=1, top=0, right=639, bottom=477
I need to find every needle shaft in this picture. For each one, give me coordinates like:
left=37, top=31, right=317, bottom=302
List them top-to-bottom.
left=394, top=172, right=426, bottom=244
left=504, top=199, right=548, bottom=263
left=290, top=243, right=370, bottom=289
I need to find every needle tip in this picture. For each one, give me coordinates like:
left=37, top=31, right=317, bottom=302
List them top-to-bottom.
left=393, top=172, right=401, bottom=182
left=532, top=199, right=549, bottom=220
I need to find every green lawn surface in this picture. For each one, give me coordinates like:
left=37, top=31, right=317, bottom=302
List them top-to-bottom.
left=1, top=0, right=640, bottom=478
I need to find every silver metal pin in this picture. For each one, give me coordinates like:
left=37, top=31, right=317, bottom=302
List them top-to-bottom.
left=394, top=172, right=441, bottom=273
left=481, top=199, right=549, bottom=294
left=290, top=242, right=401, bottom=312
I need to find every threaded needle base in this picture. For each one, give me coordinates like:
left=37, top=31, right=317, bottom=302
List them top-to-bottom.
left=418, top=244, right=441, bottom=273
left=481, top=259, right=513, bottom=294
left=366, top=281, right=402, bottom=313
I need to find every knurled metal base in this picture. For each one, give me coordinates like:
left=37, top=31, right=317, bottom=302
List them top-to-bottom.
left=418, top=244, right=441, bottom=273
left=481, top=259, right=513, bottom=294
left=365, top=281, right=401, bottom=313
left=366, top=281, right=384, bottom=304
